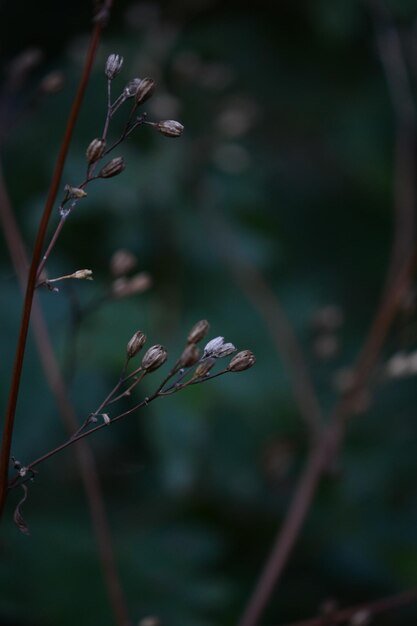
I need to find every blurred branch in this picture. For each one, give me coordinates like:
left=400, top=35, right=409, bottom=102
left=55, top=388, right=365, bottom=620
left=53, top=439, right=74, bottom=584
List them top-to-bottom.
left=0, top=0, right=113, bottom=515
left=238, top=5, right=417, bottom=625
left=0, top=161, right=131, bottom=626
left=202, top=205, right=323, bottom=442
left=276, top=587, right=417, bottom=626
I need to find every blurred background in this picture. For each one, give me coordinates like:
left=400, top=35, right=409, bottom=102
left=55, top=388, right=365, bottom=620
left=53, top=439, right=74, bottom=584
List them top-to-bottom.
left=1, top=1, right=417, bottom=625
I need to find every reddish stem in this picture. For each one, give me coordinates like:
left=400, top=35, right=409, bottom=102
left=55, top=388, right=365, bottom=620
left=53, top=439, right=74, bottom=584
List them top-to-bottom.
left=0, top=5, right=111, bottom=515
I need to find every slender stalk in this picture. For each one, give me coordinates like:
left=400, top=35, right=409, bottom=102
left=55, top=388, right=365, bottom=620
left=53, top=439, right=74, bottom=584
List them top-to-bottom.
left=0, top=2, right=113, bottom=516
left=237, top=6, right=416, bottom=625
left=276, top=586, right=417, bottom=626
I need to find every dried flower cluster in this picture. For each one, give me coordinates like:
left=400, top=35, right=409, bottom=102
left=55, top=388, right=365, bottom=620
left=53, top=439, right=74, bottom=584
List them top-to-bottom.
left=36, top=52, right=184, bottom=289
left=9, top=319, right=255, bottom=533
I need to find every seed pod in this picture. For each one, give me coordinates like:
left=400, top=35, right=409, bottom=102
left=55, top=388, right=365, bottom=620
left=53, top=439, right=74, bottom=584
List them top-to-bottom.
left=105, top=53, right=124, bottom=79
left=135, top=77, right=156, bottom=106
left=124, top=78, right=142, bottom=97
left=155, top=119, right=184, bottom=138
left=86, top=138, right=106, bottom=164
left=99, top=157, right=125, bottom=178
left=64, top=185, right=87, bottom=199
left=73, top=269, right=93, bottom=280
left=187, top=320, right=209, bottom=344
left=127, top=331, right=147, bottom=359
left=203, top=336, right=236, bottom=358
left=179, top=343, right=200, bottom=368
left=142, top=344, right=168, bottom=372
left=227, top=350, right=256, bottom=372
left=194, top=357, right=216, bottom=378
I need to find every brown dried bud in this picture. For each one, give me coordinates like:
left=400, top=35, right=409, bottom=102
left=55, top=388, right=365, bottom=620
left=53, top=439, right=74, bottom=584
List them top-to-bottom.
left=105, top=53, right=124, bottom=79
left=39, top=71, right=65, bottom=94
left=135, top=77, right=156, bottom=106
left=124, top=78, right=142, bottom=97
left=155, top=119, right=184, bottom=138
left=86, top=138, right=106, bottom=164
left=99, top=157, right=125, bottom=178
left=64, top=184, right=87, bottom=199
left=110, top=249, right=138, bottom=277
left=73, top=269, right=93, bottom=280
left=111, top=272, right=152, bottom=298
left=187, top=320, right=210, bottom=344
left=127, top=331, right=147, bottom=359
left=141, top=344, right=168, bottom=372
left=179, top=344, right=200, bottom=368
left=227, top=350, right=256, bottom=372
left=194, top=357, right=216, bottom=378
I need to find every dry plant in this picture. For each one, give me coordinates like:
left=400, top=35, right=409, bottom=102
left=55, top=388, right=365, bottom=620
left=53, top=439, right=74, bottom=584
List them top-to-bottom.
left=0, top=4, right=255, bottom=625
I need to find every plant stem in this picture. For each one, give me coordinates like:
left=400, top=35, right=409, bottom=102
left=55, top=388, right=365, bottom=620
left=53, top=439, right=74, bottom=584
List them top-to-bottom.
left=0, top=2, right=112, bottom=517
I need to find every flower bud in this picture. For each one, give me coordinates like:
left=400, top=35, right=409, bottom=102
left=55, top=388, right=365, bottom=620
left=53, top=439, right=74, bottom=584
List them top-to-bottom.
left=105, top=53, right=124, bottom=79
left=135, top=77, right=156, bottom=106
left=124, top=78, right=142, bottom=97
left=155, top=119, right=184, bottom=138
left=86, top=138, right=106, bottom=164
left=99, top=157, right=125, bottom=178
left=64, top=185, right=87, bottom=199
left=110, top=249, right=138, bottom=277
left=73, top=269, right=93, bottom=280
left=111, top=272, right=152, bottom=298
left=187, top=320, right=209, bottom=344
left=127, top=330, right=147, bottom=359
left=203, top=336, right=236, bottom=358
left=142, top=344, right=168, bottom=372
left=179, top=344, right=200, bottom=368
left=227, top=350, right=256, bottom=372
left=194, top=357, right=216, bottom=378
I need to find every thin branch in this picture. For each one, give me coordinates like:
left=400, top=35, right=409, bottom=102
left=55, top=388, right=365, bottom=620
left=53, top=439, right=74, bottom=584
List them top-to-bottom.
left=0, top=0, right=113, bottom=515
left=238, top=6, right=416, bottom=626
left=0, top=161, right=131, bottom=625
left=202, top=204, right=323, bottom=442
left=277, top=586, right=417, bottom=626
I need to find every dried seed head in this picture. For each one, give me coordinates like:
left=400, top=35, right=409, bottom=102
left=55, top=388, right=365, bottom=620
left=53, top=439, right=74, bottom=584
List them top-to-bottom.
left=105, top=53, right=124, bottom=79
left=135, top=77, right=156, bottom=106
left=124, top=78, right=142, bottom=97
left=155, top=119, right=184, bottom=138
left=86, top=138, right=106, bottom=164
left=99, top=156, right=125, bottom=178
left=64, top=184, right=87, bottom=199
left=110, top=249, right=138, bottom=277
left=73, top=269, right=93, bottom=280
left=111, top=272, right=152, bottom=298
left=187, top=319, right=210, bottom=344
left=127, top=330, right=147, bottom=359
left=203, top=336, right=236, bottom=358
left=179, top=343, right=200, bottom=368
left=142, top=344, right=168, bottom=372
left=227, top=350, right=256, bottom=372
left=194, top=357, right=216, bottom=378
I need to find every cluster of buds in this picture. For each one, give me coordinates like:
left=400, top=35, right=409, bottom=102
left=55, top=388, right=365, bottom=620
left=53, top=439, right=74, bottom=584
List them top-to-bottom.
left=123, top=319, right=255, bottom=393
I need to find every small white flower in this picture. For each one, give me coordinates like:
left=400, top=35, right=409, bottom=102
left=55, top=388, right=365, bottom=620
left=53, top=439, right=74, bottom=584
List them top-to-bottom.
left=203, top=336, right=236, bottom=358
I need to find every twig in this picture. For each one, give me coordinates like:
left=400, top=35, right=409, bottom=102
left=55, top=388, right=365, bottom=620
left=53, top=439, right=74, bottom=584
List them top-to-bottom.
left=0, top=0, right=113, bottom=515
left=237, top=6, right=416, bottom=626
left=0, top=160, right=131, bottom=626
left=202, top=203, right=323, bottom=442
left=276, top=586, right=417, bottom=626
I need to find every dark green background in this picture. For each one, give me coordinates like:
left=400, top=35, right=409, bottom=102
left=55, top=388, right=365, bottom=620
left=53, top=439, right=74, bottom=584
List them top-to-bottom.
left=1, top=1, right=417, bottom=625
